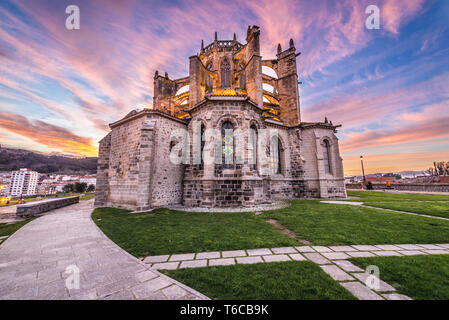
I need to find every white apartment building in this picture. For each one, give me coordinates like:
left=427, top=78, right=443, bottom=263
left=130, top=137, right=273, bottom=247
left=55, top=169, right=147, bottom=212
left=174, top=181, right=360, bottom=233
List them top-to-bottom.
left=8, top=168, right=39, bottom=197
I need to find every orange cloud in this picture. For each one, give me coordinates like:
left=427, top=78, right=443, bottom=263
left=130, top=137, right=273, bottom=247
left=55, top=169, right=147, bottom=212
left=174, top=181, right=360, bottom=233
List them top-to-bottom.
left=0, top=111, right=98, bottom=156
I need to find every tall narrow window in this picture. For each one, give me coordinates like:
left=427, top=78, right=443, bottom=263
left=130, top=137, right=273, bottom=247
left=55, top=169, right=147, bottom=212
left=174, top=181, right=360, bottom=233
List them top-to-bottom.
left=221, top=60, right=230, bottom=88
left=206, top=63, right=213, bottom=93
left=239, top=75, right=246, bottom=89
left=222, top=121, right=234, bottom=168
left=199, top=124, right=206, bottom=170
left=250, top=125, right=257, bottom=171
left=270, top=136, right=282, bottom=175
left=322, top=140, right=331, bottom=174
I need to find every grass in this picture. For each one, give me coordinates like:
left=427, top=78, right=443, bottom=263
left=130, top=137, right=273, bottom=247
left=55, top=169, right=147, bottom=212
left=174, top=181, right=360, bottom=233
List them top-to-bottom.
left=346, top=190, right=449, bottom=218
left=347, top=190, right=449, bottom=202
left=80, top=194, right=95, bottom=201
left=93, top=198, right=449, bottom=257
left=260, top=200, right=449, bottom=245
left=364, top=201, right=449, bottom=219
left=92, top=207, right=297, bottom=257
left=0, top=219, right=33, bottom=238
left=351, top=255, right=449, bottom=300
left=161, top=261, right=356, bottom=300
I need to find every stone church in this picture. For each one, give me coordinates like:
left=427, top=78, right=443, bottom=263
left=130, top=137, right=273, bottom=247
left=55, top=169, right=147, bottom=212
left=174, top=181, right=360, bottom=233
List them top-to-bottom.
left=95, top=26, right=346, bottom=211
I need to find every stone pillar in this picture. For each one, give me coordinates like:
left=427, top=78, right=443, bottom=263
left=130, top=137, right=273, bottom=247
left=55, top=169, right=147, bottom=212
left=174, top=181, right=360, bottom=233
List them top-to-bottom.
left=276, top=42, right=301, bottom=126
left=136, top=119, right=156, bottom=211
left=94, top=133, right=111, bottom=207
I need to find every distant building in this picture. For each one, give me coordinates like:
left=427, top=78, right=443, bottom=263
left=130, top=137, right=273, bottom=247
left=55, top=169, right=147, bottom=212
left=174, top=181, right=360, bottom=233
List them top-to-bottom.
left=8, top=168, right=39, bottom=197
left=80, top=176, right=96, bottom=187
left=365, top=176, right=395, bottom=183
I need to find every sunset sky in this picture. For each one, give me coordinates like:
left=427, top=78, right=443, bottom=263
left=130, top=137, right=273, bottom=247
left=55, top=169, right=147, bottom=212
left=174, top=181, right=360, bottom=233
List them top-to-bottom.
left=0, top=0, right=448, bottom=175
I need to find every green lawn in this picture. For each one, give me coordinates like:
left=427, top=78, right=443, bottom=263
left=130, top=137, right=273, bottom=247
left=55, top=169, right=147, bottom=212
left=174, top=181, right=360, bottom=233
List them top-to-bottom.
left=346, top=190, right=449, bottom=218
left=347, top=190, right=449, bottom=202
left=93, top=199, right=449, bottom=257
left=260, top=200, right=449, bottom=245
left=364, top=201, right=449, bottom=219
left=92, top=207, right=297, bottom=257
left=0, top=219, right=33, bottom=238
left=351, top=255, right=449, bottom=300
left=162, top=261, right=356, bottom=300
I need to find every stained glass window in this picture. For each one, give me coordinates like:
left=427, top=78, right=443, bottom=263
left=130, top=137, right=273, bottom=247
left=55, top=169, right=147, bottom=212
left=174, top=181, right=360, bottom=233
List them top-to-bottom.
left=221, top=60, right=230, bottom=88
left=206, top=63, right=213, bottom=93
left=222, top=121, right=234, bottom=168
left=199, top=124, right=205, bottom=170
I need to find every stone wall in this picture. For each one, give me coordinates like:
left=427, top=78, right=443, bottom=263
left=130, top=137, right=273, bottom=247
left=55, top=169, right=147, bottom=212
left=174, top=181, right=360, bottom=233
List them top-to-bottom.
left=95, top=110, right=187, bottom=211
left=17, top=196, right=79, bottom=218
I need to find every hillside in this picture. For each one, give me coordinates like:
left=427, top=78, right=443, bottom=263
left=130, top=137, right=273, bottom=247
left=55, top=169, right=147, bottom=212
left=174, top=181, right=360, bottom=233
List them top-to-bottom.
left=0, top=147, right=97, bottom=174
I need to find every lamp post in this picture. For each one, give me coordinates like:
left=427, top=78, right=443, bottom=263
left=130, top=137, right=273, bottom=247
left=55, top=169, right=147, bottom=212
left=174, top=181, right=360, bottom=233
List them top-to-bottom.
left=360, top=156, right=366, bottom=188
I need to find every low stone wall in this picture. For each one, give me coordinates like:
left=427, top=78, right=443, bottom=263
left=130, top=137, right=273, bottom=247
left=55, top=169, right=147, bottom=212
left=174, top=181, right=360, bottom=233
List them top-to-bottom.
left=346, top=183, right=449, bottom=193
left=16, top=196, right=80, bottom=218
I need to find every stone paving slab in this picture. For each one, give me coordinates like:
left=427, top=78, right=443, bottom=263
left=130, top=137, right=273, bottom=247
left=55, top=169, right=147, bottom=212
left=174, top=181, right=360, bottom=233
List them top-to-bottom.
left=0, top=200, right=208, bottom=300
left=396, top=244, right=424, bottom=250
left=417, top=244, right=444, bottom=250
left=351, top=245, right=380, bottom=251
left=375, top=245, right=403, bottom=251
left=295, top=246, right=315, bottom=253
left=311, top=246, right=333, bottom=252
left=329, top=246, right=357, bottom=252
left=271, top=247, right=297, bottom=254
left=247, top=248, right=272, bottom=256
left=422, top=249, right=449, bottom=255
left=222, top=250, right=247, bottom=258
left=373, top=250, right=402, bottom=257
left=397, top=250, right=425, bottom=256
left=196, top=251, right=220, bottom=259
left=347, top=251, right=376, bottom=258
left=321, top=252, right=351, bottom=260
left=169, top=253, right=195, bottom=262
left=289, top=253, right=306, bottom=261
left=303, top=253, right=331, bottom=265
left=262, top=254, right=291, bottom=262
left=143, top=255, right=169, bottom=263
left=236, top=256, right=263, bottom=264
left=208, top=258, right=235, bottom=266
left=180, top=260, right=208, bottom=269
left=333, top=260, right=364, bottom=273
left=320, top=265, right=354, bottom=281
left=351, top=273, right=396, bottom=293
left=340, top=282, right=384, bottom=300
left=382, top=293, right=412, bottom=300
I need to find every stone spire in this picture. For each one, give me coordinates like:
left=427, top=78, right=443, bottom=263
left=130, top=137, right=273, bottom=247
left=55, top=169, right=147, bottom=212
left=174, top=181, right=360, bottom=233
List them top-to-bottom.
left=277, top=43, right=282, bottom=54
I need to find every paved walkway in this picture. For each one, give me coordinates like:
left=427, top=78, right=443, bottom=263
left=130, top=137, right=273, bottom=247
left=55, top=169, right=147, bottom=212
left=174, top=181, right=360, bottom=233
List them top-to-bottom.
left=0, top=200, right=208, bottom=300
left=143, top=243, right=449, bottom=300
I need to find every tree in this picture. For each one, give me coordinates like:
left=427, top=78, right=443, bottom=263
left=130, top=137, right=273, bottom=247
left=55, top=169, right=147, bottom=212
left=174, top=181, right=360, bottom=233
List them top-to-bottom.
left=74, top=182, right=87, bottom=193
left=63, top=183, right=74, bottom=193
left=87, top=184, right=95, bottom=192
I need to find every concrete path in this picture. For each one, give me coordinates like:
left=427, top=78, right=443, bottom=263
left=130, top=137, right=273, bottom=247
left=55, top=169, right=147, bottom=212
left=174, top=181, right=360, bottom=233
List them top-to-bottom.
left=0, top=200, right=208, bottom=300
left=143, top=243, right=449, bottom=300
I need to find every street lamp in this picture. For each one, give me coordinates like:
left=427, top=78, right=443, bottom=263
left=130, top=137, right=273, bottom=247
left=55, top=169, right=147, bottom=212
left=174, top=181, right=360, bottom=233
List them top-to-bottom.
left=360, top=156, right=366, bottom=187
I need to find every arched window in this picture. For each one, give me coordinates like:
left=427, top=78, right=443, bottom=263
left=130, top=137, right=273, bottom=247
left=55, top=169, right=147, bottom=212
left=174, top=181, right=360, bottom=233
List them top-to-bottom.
left=221, top=60, right=230, bottom=88
left=206, top=63, right=213, bottom=93
left=240, top=75, right=246, bottom=89
left=222, top=121, right=234, bottom=168
left=199, top=124, right=206, bottom=170
left=250, top=125, right=257, bottom=171
left=270, top=135, right=282, bottom=175
left=322, top=140, right=331, bottom=174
